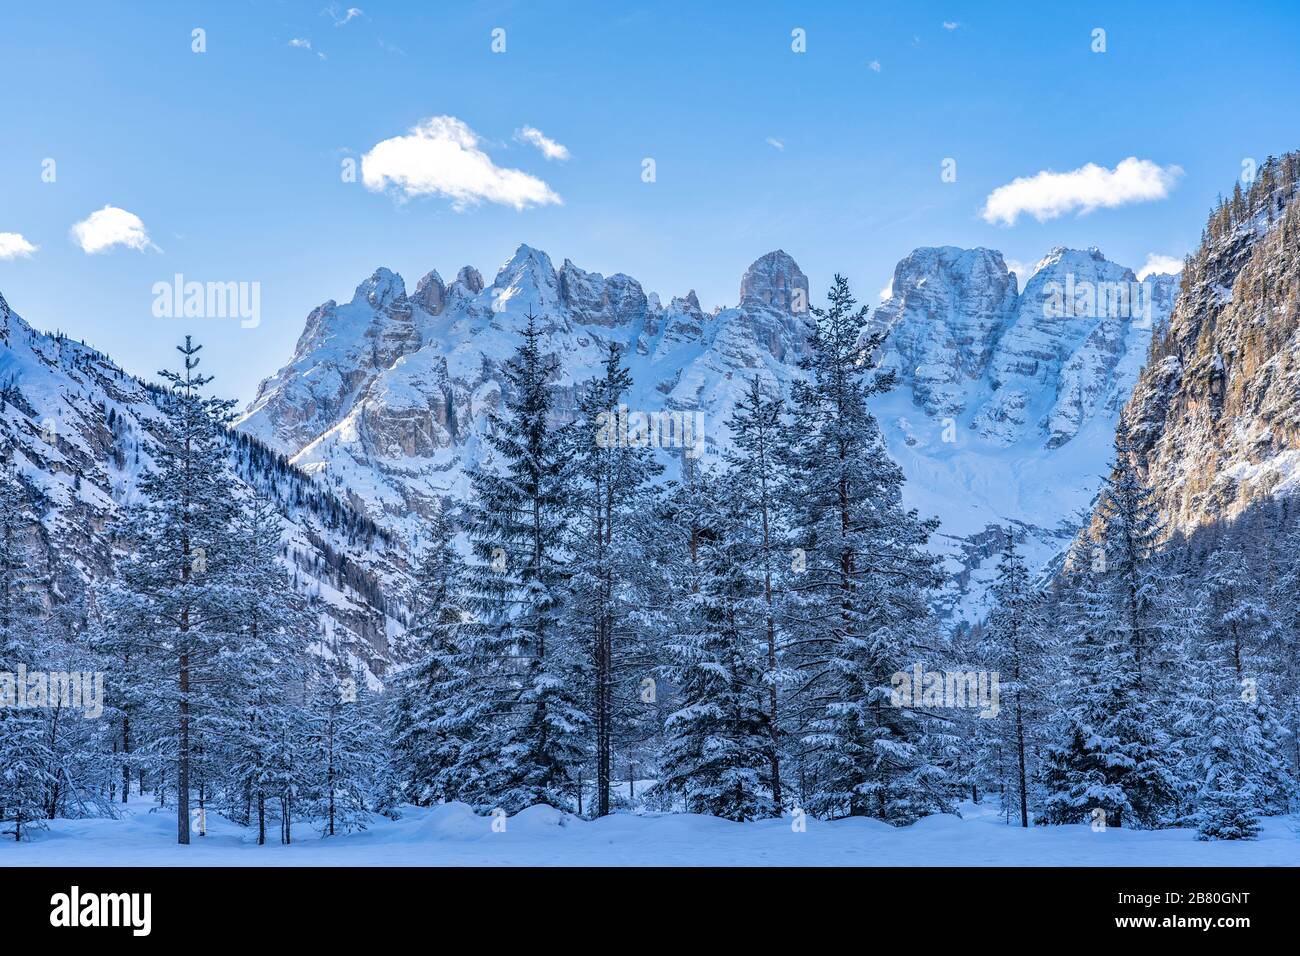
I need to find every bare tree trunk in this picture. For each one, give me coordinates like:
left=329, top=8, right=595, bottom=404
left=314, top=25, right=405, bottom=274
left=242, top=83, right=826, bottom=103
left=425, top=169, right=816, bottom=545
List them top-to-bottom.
left=755, top=425, right=782, bottom=812
left=178, top=645, right=190, bottom=845
left=121, top=677, right=131, bottom=803
left=1015, top=696, right=1029, bottom=828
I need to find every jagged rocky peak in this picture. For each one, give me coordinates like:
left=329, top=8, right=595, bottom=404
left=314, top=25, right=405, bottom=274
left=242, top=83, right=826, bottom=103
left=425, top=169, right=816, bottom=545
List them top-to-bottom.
left=489, top=244, right=562, bottom=314
left=493, top=244, right=557, bottom=288
left=871, top=244, right=1176, bottom=446
left=872, top=246, right=1019, bottom=418
left=884, top=246, right=1016, bottom=306
left=739, top=250, right=809, bottom=314
left=558, top=258, right=649, bottom=328
left=454, top=265, right=484, bottom=295
left=353, top=267, right=409, bottom=315
left=413, top=269, right=446, bottom=316
left=657, top=289, right=706, bottom=345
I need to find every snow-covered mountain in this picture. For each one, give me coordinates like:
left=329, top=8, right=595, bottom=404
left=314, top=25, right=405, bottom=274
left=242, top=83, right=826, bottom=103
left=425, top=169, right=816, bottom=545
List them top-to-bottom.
left=0, top=234, right=1183, bottom=666
left=238, top=243, right=1178, bottom=629
left=870, top=245, right=1179, bottom=623
left=237, top=246, right=811, bottom=543
left=0, top=293, right=405, bottom=680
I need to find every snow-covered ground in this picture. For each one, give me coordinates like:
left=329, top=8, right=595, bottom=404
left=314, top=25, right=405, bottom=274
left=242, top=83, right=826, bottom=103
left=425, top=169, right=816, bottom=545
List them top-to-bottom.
left=4, top=796, right=1296, bottom=866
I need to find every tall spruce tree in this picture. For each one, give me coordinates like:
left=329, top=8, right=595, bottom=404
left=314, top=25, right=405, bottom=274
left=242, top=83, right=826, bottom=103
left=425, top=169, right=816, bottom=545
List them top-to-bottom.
left=781, top=275, right=947, bottom=823
left=460, top=314, right=588, bottom=812
left=101, top=337, right=241, bottom=844
left=563, top=343, right=662, bottom=816
left=723, top=375, right=790, bottom=812
left=1097, top=423, right=1170, bottom=686
left=0, top=467, right=54, bottom=840
left=660, top=469, right=775, bottom=820
left=226, top=488, right=311, bottom=844
left=390, top=508, right=475, bottom=805
left=978, top=531, right=1047, bottom=827
left=1038, top=532, right=1178, bottom=830
left=1182, top=548, right=1293, bottom=825
left=1171, top=611, right=1263, bottom=840
left=303, top=664, right=380, bottom=836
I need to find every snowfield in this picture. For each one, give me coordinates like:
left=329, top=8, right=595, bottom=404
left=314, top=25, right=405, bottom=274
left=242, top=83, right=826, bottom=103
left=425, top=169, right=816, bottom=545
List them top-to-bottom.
left=3, top=797, right=1296, bottom=866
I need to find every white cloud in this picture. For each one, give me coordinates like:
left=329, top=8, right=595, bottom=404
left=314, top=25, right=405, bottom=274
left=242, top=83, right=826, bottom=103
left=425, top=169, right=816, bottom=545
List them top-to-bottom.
left=329, top=6, right=364, bottom=26
left=942, top=21, right=960, bottom=30
left=290, top=37, right=326, bottom=58
left=868, top=60, right=882, bottom=72
left=362, top=116, right=561, bottom=210
left=514, top=125, right=571, bottom=162
left=766, top=137, right=785, bottom=151
left=982, top=157, right=1181, bottom=226
left=70, top=206, right=157, bottom=254
left=0, top=233, right=38, bottom=260
left=1137, top=253, right=1184, bottom=280
left=879, top=281, right=893, bottom=301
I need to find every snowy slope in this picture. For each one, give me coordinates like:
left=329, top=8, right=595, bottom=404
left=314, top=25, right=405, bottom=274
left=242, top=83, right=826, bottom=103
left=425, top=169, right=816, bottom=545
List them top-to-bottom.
left=237, top=245, right=1178, bottom=630
left=0, top=291, right=406, bottom=680
left=3, top=792, right=1295, bottom=866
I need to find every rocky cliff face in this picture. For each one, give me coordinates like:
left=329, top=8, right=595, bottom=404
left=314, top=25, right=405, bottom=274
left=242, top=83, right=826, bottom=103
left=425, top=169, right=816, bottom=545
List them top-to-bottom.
left=1122, top=152, right=1300, bottom=538
left=872, top=246, right=1019, bottom=419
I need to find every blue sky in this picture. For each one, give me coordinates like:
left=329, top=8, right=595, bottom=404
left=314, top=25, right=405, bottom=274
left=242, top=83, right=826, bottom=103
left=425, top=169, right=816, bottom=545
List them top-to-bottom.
left=2, top=0, right=1298, bottom=405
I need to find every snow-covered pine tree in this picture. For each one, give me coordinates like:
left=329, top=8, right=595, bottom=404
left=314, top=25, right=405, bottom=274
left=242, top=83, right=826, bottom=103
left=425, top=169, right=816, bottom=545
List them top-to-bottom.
left=781, top=275, right=947, bottom=823
left=459, top=313, right=588, bottom=813
left=100, top=337, right=241, bottom=844
left=563, top=343, right=663, bottom=817
left=723, top=375, right=790, bottom=812
left=1096, top=423, right=1173, bottom=688
left=640, top=453, right=717, bottom=813
left=0, top=466, right=54, bottom=840
left=659, top=468, right=775, bottom=820
left=226, top=487, right=311, bottom=844
left=390, top=507, right=476, bottom=805
left=1266, top=519, right=1300, bottom=782
left=977, top=530, right=1048, bottom=827
left=1037, top=530, right=1178, bottom=830
left=1191, top=548, right=1293, bottom=817
left=34, top=566, right=115, bottom=821
left=1169, top=609, right=1261, bottom=840
left=304, top=665, right=380, bottom=836
left=268, top=681, right=308, bottom=845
